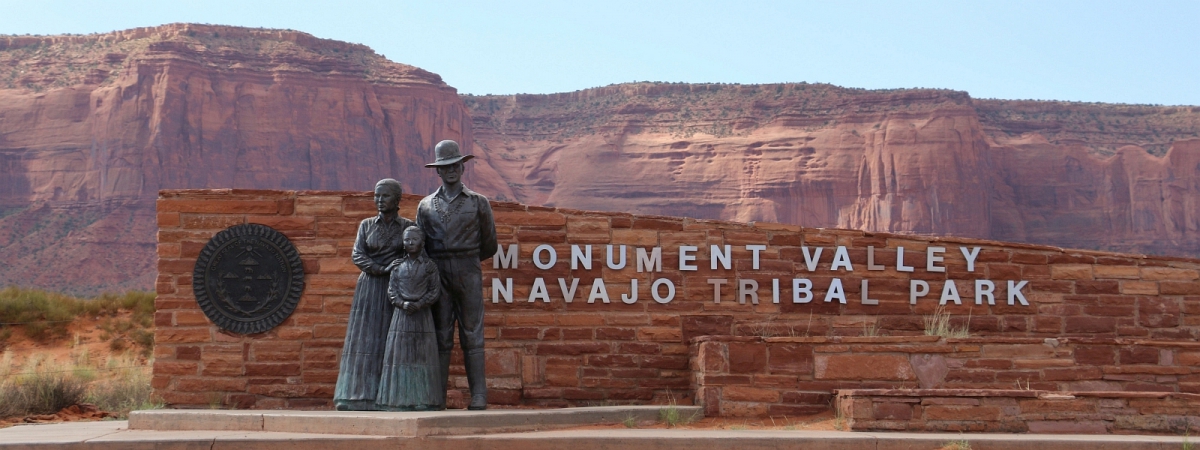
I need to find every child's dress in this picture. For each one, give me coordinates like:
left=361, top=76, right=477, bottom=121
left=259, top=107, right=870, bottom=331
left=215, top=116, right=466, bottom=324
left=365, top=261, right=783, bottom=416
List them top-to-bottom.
left=376, top=251, right=442, bottom=410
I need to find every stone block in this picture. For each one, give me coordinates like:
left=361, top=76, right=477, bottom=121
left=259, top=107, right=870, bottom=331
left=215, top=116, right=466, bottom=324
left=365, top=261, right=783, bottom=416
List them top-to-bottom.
left=294, top=196, right=343, bottom=215
left=158, top=199, right=281, bottom=214
left=611, top=229, right=658, bottom=246
left=1050, top=264, right=1093, bottom=280
left=1094, top=265, right=1141, bottom=279
left=1141, top=267, right=1199, bottom=281
left=1120, top=281, right=1159, bottom=295
left=1160, top=281, right=1200, bottom=295
left=1132, top=300, right=1180, bottom=328
left=681, top=315, right=733, bottom=341
left=1064, top=316, right=1117, bottom=334
left=636, top=327, right=682, bottom=342
left=158, top=328, right=211, bottom=344
left=536, top=343, right=609, bottom=356
left=767, top=343, right=814, bottom=374
left=815, top=354, right=915, bottom=381
left=153, top=361, right=199, bottom=376
left=722, top=386, right=779, bottom=403
left=873, top=401, right=914, bottom=420
left=922, top=405, right=1000, bottom=421
left=1025, top=420, right=1107, bottom=434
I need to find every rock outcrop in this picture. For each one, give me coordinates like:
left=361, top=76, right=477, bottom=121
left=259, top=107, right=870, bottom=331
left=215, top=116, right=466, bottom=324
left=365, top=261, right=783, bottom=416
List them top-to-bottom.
left=0, top=24, right=491, bottom=294
left=3, top=25, right=1200, bottom=295
left=465, top=83, right=1200, bottom=259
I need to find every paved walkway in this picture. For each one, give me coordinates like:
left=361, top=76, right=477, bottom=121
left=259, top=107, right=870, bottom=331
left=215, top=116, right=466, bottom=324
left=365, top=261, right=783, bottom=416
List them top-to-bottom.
left=1, top=420, right=1193, bottom=450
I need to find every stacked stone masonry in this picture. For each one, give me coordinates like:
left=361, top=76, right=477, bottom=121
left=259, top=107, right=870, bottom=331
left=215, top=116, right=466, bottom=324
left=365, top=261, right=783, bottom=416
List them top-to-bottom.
left=155, top=189, right=1200, bottom=409
left=692, top=335, right=1200, bottom=417
left=837, top=389, right=1200, bottom=434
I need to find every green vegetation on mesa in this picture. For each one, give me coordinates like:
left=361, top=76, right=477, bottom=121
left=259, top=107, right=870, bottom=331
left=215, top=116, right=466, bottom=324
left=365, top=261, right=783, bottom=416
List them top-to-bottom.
left=0, top=287, right=154, bottom=348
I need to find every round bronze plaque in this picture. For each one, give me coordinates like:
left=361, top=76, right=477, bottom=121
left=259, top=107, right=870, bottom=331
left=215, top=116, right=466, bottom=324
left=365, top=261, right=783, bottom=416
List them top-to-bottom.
left=192, top=223, right=305, bottom=334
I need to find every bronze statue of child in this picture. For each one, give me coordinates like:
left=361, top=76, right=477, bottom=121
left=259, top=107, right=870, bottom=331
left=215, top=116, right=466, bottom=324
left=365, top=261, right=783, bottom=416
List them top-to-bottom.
left=376, top=226, right=444, bottom=411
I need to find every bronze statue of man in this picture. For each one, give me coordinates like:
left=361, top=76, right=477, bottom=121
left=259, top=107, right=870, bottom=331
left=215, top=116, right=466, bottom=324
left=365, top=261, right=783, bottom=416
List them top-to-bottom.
left=416, top=140, right=497, bottom=410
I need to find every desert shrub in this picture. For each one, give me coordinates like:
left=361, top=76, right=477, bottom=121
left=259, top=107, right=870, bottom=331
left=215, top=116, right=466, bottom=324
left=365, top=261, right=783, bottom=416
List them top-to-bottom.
left=0, top=287, right=76, bottom=341
left=0, top=288, right=155, bottom=343
left=78, top=291, right=155, bottom=324
left=100, top=317, right=154, bottom=356
left=0, top=327, right=13, bottom=347
left=130, top=329, right=155, bottom=355
left=1, top=354, right=157, bottom=419
left=86, top=365, right=160, bottom=419
left=0, top=371, right=89, bottom=417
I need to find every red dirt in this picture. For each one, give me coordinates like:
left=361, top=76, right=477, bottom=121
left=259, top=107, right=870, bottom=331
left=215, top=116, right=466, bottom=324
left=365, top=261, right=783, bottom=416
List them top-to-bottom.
left=0, top=313, right=151, bottom=427
left=1, top=404, right=114, bottom=427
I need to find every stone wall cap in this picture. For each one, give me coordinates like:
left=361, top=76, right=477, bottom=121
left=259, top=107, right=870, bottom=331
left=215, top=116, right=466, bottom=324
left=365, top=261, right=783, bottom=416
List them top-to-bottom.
left=160, top=188, right=1200, bottom=263
left=835, top=389, right=1042, bottom=398
left=837, top=389, right=1200, bottom=401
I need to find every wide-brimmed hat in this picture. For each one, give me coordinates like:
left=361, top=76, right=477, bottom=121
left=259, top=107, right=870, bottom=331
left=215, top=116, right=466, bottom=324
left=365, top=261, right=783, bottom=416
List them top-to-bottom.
left=425, top=140, right=474, bottom=167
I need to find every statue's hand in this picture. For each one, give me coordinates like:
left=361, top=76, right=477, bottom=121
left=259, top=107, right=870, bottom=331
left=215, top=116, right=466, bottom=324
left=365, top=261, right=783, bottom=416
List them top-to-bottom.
left=402, top=301, right=419, bottom=315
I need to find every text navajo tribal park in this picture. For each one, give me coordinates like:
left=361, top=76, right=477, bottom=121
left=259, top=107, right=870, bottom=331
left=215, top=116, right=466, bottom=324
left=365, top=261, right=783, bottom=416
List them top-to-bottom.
left=489, top=244, right=1030, bottom=307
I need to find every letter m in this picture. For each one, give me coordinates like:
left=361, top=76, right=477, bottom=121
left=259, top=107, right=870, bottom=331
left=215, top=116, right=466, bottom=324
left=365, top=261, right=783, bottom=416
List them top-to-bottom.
left=494, top=244, right=518, bottom=269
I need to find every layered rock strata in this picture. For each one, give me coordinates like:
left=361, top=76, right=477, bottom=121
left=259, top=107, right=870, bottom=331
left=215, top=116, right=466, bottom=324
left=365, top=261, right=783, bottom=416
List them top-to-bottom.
left=0, top=24, right=489, bottom=294
left=3, top=25, right=1200, bottom=294
left=465, top=83, right=1200, bottom=259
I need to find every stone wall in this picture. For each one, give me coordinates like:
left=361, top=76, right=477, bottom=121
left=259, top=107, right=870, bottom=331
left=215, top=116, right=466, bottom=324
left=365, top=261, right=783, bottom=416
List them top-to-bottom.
left=154, top=189, right=1200, bottom=409
left=692, top=336, right=1200, bottom=417
left=837, top=389, right=1200, bottom=434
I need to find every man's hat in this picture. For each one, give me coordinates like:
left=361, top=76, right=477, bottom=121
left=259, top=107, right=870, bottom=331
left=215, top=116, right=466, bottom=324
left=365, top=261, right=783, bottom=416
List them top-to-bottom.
left=425, top=140, right=474, bottom=167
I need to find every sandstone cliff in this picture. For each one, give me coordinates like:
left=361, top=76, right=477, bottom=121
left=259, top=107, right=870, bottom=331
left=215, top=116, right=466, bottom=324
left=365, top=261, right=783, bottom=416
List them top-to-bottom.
left=0, top=24, right=499, bottom=294
left=4, top=25, right=1200, bottom=295
left=464, top=83, right=1200, bottom=258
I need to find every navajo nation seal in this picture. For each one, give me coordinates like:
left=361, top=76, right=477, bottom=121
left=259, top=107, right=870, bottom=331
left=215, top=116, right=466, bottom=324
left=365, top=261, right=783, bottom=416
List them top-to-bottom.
left=193, top=223, right=305, bottom=334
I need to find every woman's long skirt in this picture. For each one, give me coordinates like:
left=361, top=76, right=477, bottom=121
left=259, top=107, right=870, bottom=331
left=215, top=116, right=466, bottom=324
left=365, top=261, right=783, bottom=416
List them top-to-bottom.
left=333, top=272, right=394, bottom=409
left=375, top=306, right=442, bottom=411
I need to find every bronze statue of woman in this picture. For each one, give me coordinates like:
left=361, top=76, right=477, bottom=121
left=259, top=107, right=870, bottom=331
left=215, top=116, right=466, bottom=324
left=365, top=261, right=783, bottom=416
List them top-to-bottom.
left=334, top=178, right=414, bottom=411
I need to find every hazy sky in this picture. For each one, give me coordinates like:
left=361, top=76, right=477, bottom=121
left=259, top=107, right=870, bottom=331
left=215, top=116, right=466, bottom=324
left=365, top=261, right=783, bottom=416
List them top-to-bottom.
left=2, top=0, right=1198, bottom=105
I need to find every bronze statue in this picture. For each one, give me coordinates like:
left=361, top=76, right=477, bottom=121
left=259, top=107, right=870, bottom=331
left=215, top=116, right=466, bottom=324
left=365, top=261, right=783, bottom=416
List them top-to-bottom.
left=416, top=140, right=498, bottom=410
left=334, top=179, right=414, bottom=411
left=376, top=226, right=443, bottom=411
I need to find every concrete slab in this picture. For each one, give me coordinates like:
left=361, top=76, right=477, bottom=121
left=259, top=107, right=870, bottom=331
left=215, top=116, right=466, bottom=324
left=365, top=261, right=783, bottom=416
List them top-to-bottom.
left=131, top=405, right=703, bottom=437
left=128, top=409, right=265, bottom=432
left=3, top=419, right=1197, bottom=450
left=0, top=421, right=396, bottom=450
left=0, top=422, right=125, bottom=446
left=429, top=429, right=1193, bottom=450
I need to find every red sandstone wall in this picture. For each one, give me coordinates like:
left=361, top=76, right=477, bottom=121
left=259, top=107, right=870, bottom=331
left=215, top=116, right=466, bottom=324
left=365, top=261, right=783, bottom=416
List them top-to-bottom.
left=154, top=189, right=1200, bottom=409
left=692, top=336, right=1200, bottom=417
left=837, top=389, right=1200, bottom=433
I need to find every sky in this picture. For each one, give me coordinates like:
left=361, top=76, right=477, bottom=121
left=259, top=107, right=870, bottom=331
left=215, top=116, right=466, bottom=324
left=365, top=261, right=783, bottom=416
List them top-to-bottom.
left=1, top=0, right=1198, bottom=105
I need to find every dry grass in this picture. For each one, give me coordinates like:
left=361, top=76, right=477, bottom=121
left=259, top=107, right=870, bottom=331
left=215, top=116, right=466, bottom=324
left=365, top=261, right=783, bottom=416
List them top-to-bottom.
left=0, top=287, right=153, bottom=353
left=0, top=287, right=159, bottom=420
left=923, top=305, right=970, bottom=339
left=0, top=351, right=158, bottom=420
left=0, top=354, right=88, bottom=417
left=85, top=357, right=160, bottom=419
left=939, top=439, right=972, bottom=450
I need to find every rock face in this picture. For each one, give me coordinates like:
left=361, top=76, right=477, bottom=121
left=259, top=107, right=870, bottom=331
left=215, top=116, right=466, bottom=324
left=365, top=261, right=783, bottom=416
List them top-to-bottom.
left=0, top=24, right=486, bottom=294
left=4, top=25, right=1200, bottom=295
left=464, top=83, right=1200, bottom=259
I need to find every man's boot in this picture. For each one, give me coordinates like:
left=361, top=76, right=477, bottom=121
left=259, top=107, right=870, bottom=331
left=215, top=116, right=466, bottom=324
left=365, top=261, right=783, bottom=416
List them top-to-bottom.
left=465, top=348, right=488, bottom=410
left=438, top=351, right=452, bottom=409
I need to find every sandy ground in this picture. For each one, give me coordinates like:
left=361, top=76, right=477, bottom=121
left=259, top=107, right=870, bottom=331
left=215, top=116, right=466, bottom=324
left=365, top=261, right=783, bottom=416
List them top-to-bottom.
left=1, top=311, right=149, bottom=370
left=1, top=313, right=148, bottom=426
